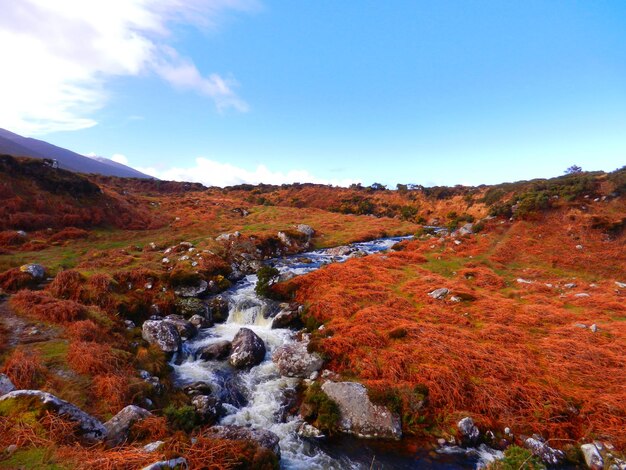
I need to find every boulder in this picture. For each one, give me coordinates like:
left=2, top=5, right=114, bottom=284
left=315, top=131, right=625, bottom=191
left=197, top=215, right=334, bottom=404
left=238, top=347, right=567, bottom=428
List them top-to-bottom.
left=455, top=223, right=474, bottom=236
left=296, top=224, right=315, bottom=238
left=216, top=231, right=240, bottom=242
left=277, top=231, right=292, bottom=246
left=325, top=246, right=353, bottom=257
left=19, top=264, right=46, bottom=279
left=174, top=280, right=208, bottom=298
left=428, top=288, right=449, bottom=300
left=207, top=296, right=230, bottom=323
left=175, top=298, right=210, bottom=319
left=271, top=306, right=302, bottom=329
left=163, top=314, right=197, bottom=340
left=189, top=314, right=210, bottom=328
left=142, top=320, right=181, bottom=353
left=229, top=328, right=266, bottom=369
left=197, top=340, right=232, bottom=361
left=273, top=341, right=323, bottom=378
left=0, top=374, right=16, bottom=396
left=183, top=381, right=213, bottom=397
left=320, top=381, right=402, bottom=440
left=0, top=390, right=106, bottom=442
left=191, top=395, right=221, bottom=425
left=104, top=405, right=152, bottom=447
left=457, top=416, right=480, bottom=444
left=298, top=421, right=323, bottom=438
left=204, top=425, right=281, bottom=458
left=524, top=435, right=565, bottom=466
left=143, top=441, right=165, bottom=453
left=580, top=443, right=604, bottom=470
left=141, top=457, right=188, bottom=470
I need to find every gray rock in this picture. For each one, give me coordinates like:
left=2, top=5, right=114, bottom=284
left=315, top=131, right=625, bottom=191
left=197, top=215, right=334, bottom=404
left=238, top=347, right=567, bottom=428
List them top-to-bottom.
left=455, top=223, right=474, bottom=236
left=296, top=224, right=315, bottom=238
left=216, top=231, right=240, bottom=242
left=277, top=231, right=292, bottom=246
left=325, top=245, right=353, bottom=257
left=20, top=263, right=46, bottom=279
left=174, top=280, right=208, bottom=298
left=615, top=281, right=626, bottom=289
left=564, top=283, right=577, bottom=289
left=428, top=288, right=449, bottom=300
left=207, top=296, right=230, bottom=323
left=176, top=298, right=210, bottom=319
left=271, top=305, right=302, bottom=329
left=163, top=314, right=197, bottom=340
left=189, top=314, right=210, bottom=328
left=142, top=320, right=181, bottom=353
left=590, top=323, right=598, bottom=333
left=229, top=328, right=266, bottom=369
left=197, top=340, right=232, bottom=361
left=273, top=341, right=323, bottom=378
left=0, top=374, right=16, bottom=396
left=183, top=381, right=213, bottom=397
left=321, top=381, right=402, bottom=440
left=0, top=390, right=106, bottom=442
left=191, top=395, right=221, bottom=425
left=104, top=405, right=152, bottom=447
left=458, top=417, right=480, bottom=443
left=298, top=421, right=324, bottom=438
left=204, top=425, right=281, bottom=458
left=524, top=435, right=565, bottom=465
left=143, top=441, right=165, bottom=453
left=581, top=443, right=604, bottom=469
left=141, top=457, right=188, bottom=470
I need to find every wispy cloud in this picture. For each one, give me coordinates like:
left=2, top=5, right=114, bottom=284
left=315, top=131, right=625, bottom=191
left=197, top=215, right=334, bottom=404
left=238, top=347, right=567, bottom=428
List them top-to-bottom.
left=0, top=0, right=257, bottom=135
left=138, top=157, right=360, bottom=187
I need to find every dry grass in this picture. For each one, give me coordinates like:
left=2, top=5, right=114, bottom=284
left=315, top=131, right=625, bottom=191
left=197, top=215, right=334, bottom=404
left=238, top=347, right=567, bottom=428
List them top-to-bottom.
left=1, top=347, right=47, bottom=389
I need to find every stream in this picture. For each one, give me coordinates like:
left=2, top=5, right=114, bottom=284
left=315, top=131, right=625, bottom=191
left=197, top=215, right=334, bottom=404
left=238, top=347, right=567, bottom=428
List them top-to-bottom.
left=171, top=236, right=477, bottom=469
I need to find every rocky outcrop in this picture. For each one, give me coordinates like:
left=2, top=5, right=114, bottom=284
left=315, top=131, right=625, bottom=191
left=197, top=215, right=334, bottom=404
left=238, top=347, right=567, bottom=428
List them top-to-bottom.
left=296, top=224, right=315, bottom=238
left=325, top=246, right=353, bottom=257
left=428, top=288, right=449, bottom=300
left=271, top=304, right=302, bottom=329
left=163, top=314, right=197, bottom=340
left=189, top=314, right=210, bottom=328
left=142, top=320, right=181, bottom=353
left=229, top=328, right=266, bottom=369
left=197, top=340, right=232, bottom=361
left=273, top=340, right=323, bottom=378
left=0, top=374, right=16, bottom=396
left=320, top=381, right=402, bottom=440
left=0, top=390, right=106, bottom=442
left=191, top=395, right=221, bottom=425
left=104, top=405, right=152, bottom=447
left=204, top=425, right=281, bottom=458
left=580, top=443, right=604, bottom=470
left=141, top=457, right=188, bottom=470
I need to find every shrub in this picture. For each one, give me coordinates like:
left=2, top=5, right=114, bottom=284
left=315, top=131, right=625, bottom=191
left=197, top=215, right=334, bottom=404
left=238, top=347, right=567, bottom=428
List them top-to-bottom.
left=255, top=266, right=280, bottom=299
left=47, top=270, right=85, bottom=301
left=388, top=327, right=408, bottom=339
left=163, top=405, right=199, bottom=433
left=488, top=445, right=546, bottom=470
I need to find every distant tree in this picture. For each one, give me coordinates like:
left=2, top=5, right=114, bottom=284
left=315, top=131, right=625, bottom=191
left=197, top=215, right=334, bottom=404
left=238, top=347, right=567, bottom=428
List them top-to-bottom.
left=565, top=165, right=582, bottom=174
left=370, top=182, right=387, bottom=191
left=396, top=183, right=408, bottom=193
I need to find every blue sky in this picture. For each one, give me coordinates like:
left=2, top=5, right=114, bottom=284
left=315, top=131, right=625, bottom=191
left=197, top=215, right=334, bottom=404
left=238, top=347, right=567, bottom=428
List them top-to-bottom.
left=1, top=1, right=625, bottom=187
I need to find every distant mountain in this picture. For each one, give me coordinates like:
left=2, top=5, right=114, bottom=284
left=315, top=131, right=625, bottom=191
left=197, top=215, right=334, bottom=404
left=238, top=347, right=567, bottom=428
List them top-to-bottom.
left=0, top=128, right=153, bottom=179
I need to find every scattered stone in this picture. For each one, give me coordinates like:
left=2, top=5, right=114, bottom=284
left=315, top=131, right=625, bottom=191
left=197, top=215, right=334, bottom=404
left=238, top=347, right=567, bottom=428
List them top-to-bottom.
left=456, top=223, right=474, bottom=236
left=296, top=224, right=315, bottom=238
left=216, top=231, right=241, bottom=242
left=277, top=231, right=292, bottom=246
left=454, top=240, right=462, bottom=245
left=325, top=245, right=354, bottom=257
left=576, top=245, right=584, bottom=250
left=161, top=257, right=170, bottom=264
left=19, top=264, right=45, bottom=279
left=516, top=278, right=532, bottom=284
left=174, top=280, right=208, bottom=298
left=615, top=281, right=626, bottom=288
left=564, top=283, right=577, bottom=289
left=428, top=288, right=449, bottom=300
left=575, top=293, right=591, bottom=298
left=450, top=296, right=462, bottom=302
left=163, top=315, right=197, bottom=340
left=124, top=320, right=136, bottom=329
left=142, top=320, right=181, bottom=353
left=575, top=323, right=588, bottom=329
left=590, top=324, right=598, bottom=333
left=229, top=328, right=266, bottom=369
left=197, top=340, right=232, bottom=361
left=273, top=340, right=323, bottom=378
left=0, top=374, right=16, bottom=396
left=321, top=381, right=402, bottom=440
left=183, top=382, right=213, bottom=397
left=0, top=390, right=106, bottom=442
left=191, top=395, right=221, bottom=425
left=104, top=405, right=152, bottom=447
left=457, top=417, right=480, bottom=443
left=298, top=421, right=324, bottom=438
left=205, top=425, right=281, bottom=458
left=524, top=435, right=565, bottom=465
left=143, top=441, right=165, bottom=453
left=581, top=443, right=604, bottom=469
left=4, top=444, right=17, bottom=455
left=141, top=457, right=188, bottom=470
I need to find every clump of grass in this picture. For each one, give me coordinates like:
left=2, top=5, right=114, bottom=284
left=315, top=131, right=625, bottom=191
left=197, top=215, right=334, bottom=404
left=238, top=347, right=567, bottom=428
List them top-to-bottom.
left=1, top=347, right=48, bottom=389
left=488, top=445, right=546, bottom=470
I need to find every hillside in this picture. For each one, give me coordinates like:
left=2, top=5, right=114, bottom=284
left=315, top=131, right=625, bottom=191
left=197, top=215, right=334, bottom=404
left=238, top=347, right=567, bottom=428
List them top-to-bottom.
left=0, top=128, right=152, bottom=179
left=0, top=161, right=624, bottom=468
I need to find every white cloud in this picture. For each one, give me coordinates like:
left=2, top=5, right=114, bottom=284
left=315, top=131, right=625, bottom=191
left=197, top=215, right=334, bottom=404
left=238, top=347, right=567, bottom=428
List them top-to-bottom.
left=0, top=0, right=257, bottom=135
left=111, top=153, right=129, bottom=165
left=138, top=157, right=359, bottom=187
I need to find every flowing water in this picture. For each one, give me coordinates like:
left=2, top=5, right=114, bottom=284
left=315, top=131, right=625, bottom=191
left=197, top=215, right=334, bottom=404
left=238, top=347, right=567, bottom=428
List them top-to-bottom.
left=172, top=236, right=476, bottom=469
